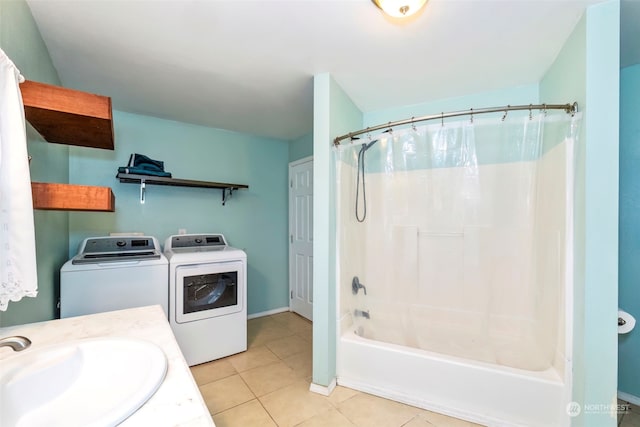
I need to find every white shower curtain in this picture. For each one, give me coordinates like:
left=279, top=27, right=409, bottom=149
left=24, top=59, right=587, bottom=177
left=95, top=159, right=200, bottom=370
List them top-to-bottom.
left=0, top=48, right=38, bottom=311
left=336, top=110, right=581, bottom=371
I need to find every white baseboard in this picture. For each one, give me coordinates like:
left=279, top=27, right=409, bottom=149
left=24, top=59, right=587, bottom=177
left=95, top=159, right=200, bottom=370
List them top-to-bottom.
left=247, top=306, right=290, bottom=320
left=309, top=378, right=337, bottom=396
left=618, top=391, right=640, bottom=406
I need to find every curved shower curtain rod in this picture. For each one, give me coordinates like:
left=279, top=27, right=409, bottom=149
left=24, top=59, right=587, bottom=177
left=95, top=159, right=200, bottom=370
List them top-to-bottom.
left=333, top=102, right=578, bottom=147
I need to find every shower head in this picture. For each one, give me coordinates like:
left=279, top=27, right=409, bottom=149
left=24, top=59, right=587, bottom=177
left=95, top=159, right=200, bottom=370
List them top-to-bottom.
left=363, top=139, right=378, bottom=151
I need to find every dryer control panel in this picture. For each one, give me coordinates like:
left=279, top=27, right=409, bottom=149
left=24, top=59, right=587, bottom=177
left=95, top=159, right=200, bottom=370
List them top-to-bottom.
left=169, top=234, right=227, bottom=249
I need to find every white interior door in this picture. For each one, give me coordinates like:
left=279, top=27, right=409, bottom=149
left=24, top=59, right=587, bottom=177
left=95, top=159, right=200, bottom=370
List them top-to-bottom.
left=289, top=157, right=313, bottom=320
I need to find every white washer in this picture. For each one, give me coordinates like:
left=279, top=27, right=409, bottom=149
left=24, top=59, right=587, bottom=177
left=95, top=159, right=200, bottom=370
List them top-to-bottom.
left=164, top=233, right=247, bottom=366
left=60, top=236, right=168, bottom=319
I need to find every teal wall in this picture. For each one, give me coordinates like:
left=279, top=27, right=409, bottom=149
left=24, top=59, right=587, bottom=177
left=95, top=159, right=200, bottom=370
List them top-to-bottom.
left=0, top=0, right=68, bottom=327
left=542, top=2, right=620, bottom=426
left=581, top=3, right=619, bottom=424
left=619, top=63, right=640, bottom=399
left=312, top=73, right=363, bottom=387
left=69, top=110, right=290, bottom=316
left=289, top=132, right=313, bottom=163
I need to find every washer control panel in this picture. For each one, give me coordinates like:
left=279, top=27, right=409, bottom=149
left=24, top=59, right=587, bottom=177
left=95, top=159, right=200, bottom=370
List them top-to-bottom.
left=72, top=236, right=161, bottom=264
left=82, top=237, right=157, bottom=253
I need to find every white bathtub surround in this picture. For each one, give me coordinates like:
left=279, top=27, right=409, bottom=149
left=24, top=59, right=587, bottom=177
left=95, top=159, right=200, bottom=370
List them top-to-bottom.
left=0, top=48, right=37, bottom=311
left=335, top=112, right=580, bottom=426
left=0, top=305, right=214, bottom=426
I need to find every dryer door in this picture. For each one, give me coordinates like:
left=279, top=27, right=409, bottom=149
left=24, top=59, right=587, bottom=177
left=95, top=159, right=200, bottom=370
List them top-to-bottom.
left=175, top=260, right=244, bottom=324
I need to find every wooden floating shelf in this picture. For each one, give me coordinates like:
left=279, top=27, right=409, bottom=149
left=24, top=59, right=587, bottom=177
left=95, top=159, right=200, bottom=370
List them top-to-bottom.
left=19, top=80, right=117, bottom=212
left=20, top=80, right=114, bottom=150
left=116, top=173, right=248, bottom=205
left=116, top=173, right=248, bottom=190
left=32, top=182, right=115, bottom=212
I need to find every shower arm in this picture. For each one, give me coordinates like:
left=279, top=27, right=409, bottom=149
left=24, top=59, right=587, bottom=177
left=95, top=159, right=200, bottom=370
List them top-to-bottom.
left=332, top=102, right=578, bottom=147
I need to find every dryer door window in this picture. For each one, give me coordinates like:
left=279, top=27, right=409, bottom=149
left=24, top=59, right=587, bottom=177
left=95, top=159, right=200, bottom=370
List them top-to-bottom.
left=175, top=261, right=244, bottom=324
left=184, top=271, right=237, bottom=314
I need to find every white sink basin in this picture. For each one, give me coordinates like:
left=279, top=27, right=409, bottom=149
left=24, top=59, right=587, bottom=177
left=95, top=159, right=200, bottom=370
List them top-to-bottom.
left=0, top=337, right=167, bottom=427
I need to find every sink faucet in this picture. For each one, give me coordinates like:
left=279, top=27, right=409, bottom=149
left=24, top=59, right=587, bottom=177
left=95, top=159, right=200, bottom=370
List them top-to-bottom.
left=0, top=336, right=32, bottom=352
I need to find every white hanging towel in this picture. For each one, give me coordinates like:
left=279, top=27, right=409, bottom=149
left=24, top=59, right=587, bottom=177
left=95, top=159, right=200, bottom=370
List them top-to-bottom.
left=0, top=48, right=38, bottom=311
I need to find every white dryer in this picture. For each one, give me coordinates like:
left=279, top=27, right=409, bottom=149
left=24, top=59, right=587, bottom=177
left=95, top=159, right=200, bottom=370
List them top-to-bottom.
left=164, top=234, right=247, bottom=366
left=60, top=236, right=168, bottom=318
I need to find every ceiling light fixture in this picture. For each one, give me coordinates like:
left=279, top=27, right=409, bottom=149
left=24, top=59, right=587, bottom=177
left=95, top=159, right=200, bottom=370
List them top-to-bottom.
left=372, top=0, right=428, bottom=18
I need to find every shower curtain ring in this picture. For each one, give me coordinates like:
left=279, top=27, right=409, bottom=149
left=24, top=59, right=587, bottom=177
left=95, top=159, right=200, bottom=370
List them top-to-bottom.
left=542, top=103, right=548, bottom=116
left=529, top=104, right=533, bottom=120
left=470, top=108, right=474, bottom=124
left=501, top=110, right=508, bottom=121
left=441, top=112, right=444, bottom=127
left=411, top=117, right=417, bottom=132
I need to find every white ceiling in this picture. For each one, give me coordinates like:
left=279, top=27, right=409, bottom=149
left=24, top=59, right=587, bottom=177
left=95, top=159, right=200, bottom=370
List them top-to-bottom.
left=26, top=0, right=630, bottom=141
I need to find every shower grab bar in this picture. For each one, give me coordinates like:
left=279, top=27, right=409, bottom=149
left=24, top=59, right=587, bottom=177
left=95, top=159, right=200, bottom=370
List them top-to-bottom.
left=333, top=102, right=578, bottom=146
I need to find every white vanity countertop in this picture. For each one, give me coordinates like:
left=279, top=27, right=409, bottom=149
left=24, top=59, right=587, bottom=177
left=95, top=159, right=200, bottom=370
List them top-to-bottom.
left=0, top=305, right=215, bottom=427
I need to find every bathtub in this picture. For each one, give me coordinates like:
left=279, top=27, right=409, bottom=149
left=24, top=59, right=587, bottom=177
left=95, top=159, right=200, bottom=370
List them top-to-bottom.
left=334, top=116, right=578, bottom=426
left=337, top=330, right=569, bottom=427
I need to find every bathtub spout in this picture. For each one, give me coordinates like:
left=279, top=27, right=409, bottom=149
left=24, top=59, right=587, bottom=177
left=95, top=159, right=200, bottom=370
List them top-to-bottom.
left=352, top=276, right=367, bottom=295
left=354, top=309, right=370, bottom=319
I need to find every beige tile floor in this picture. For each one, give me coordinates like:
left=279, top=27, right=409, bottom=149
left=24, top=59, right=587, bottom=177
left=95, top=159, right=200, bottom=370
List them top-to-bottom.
left=190, top=311, right=484, bottom=427
left=619, top=400, right=640, bottom=427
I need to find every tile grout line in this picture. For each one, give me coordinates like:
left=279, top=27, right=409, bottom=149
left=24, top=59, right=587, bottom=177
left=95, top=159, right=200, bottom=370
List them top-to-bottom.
left=256, top=312, right=317, bottom=426
left=257, top=313, right=303, bottom=426
left=240, top=317, right=309, bottom=422
left=205, top=373, right=256, bottom=418
left=256, top=396, right=282, bottom=427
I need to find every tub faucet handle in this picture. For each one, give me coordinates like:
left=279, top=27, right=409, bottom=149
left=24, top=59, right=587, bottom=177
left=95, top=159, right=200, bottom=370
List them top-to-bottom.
left=352, top=276, right=367, bottom=295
